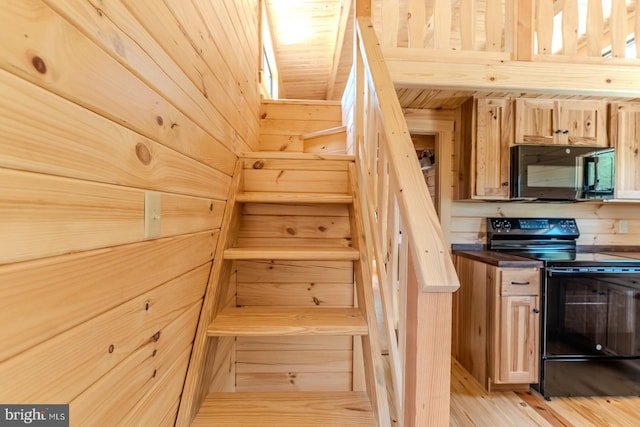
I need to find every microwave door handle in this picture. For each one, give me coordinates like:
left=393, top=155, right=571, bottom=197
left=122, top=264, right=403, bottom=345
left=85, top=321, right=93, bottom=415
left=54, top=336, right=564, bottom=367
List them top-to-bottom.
left=583, top=157, right=595, bottom=190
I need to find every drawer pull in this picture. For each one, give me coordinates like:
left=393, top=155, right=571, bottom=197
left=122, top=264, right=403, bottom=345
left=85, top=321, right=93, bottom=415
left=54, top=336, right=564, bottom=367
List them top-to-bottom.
left=510, top=281, right=530, bottom=285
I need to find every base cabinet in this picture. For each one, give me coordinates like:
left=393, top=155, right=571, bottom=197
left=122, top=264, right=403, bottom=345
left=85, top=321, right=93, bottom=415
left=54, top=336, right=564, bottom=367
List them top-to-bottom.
left=454, top=256, right=540, bottom=391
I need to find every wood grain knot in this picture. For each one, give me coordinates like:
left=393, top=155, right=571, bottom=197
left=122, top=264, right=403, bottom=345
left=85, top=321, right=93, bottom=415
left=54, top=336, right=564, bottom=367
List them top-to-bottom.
left=31, top=56, right=47, bottom=74
left=156, top=115, right=164, bottom=126
left=135, top=143, right=152, bottom=165
left=253, top=160, right=265, bottom=169
left=317, top=226, right=327, bottom=232
left=286, top=227, right=296, bottom=235
left=152, top=331, right=161, bottom=342
left=108, top=344, right=115, bottom=354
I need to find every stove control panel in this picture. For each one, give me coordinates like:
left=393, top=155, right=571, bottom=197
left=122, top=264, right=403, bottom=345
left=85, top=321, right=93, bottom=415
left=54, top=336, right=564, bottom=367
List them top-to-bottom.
left=487, top=218, right=579, bottom=237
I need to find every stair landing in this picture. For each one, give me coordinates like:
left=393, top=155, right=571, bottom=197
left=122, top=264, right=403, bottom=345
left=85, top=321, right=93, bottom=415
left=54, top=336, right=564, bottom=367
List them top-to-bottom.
left=191, top=392, right=376, bottom=426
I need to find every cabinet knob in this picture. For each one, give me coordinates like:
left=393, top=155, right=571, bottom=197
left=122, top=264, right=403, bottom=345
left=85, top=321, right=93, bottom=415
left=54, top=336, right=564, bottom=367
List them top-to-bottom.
left=555, top=129, right=561, bottom=134
left=563, top=130, right=569, bottom=134
left=502, top=181, right=509, bottom=186
left=533, top=308, right=540, bottom=314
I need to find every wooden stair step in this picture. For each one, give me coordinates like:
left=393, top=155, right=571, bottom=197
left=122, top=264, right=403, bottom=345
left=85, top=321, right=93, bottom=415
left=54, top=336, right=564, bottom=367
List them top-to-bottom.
left=235, top=191, right=352, bottom=204
left=224, top=246, right=360, bottom=260
left=208, top=307, right=368, bottom=336
left=192, top=392, right=376, bottom=426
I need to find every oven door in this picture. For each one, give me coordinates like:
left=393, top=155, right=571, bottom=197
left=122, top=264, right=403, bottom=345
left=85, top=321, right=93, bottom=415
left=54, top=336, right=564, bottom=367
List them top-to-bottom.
left=537, top=268, right=640, bottom=398
left=544, top=269, right=640, bottom=358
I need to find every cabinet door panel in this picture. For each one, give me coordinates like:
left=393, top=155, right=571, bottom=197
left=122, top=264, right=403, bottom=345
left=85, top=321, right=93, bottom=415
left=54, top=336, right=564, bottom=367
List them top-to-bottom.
left=474, top=98, right=511, bottom=198
left=515, top=99, right=555, bottom=144
left=516, top=99, right=607, bottom=146
left=560, top=100, right=607, bottom=146
left=611, top=103, right=640, bottom=199
left=498, top=295, right=539, bottom=384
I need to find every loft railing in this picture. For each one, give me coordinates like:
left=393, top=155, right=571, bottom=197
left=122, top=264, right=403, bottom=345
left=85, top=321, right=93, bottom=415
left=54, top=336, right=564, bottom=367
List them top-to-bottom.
left=373, top=0, right=639, bottom=61
left=343, top=15, right=460, bottom=427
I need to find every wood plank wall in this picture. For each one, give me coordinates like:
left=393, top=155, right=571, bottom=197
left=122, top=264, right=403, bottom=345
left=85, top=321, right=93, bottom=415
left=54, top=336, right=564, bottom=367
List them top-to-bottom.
left=0, top=0, right=260, bottom=425
left=260, top=100, right=343, bottom=151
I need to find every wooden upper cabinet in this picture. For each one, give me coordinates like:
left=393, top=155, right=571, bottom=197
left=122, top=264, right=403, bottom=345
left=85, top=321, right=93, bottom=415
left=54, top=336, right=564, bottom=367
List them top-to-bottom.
left=473, top=98, right=513, bottom=199
left=515, top=99, right=607, bottom=146
left=610, top=103, right=640, bottom=199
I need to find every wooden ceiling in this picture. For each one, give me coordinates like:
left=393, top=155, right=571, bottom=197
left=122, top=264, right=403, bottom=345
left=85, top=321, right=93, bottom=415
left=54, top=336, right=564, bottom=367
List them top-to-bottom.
left=264, top=0, right=353, bottom=101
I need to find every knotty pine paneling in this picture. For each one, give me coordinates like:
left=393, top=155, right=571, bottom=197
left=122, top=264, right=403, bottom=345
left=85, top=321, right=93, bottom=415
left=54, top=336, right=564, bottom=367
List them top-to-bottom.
left=0, top=0, right=260, bottom=422
left=259, top=100, right=343, bottom=151
left=0, top=232, right=215, bottom=362
left=0, top=265, right=207, bottom=403
left=70, top=306, right=197, bottom=425
left=208, top=336, right=237, bottom=394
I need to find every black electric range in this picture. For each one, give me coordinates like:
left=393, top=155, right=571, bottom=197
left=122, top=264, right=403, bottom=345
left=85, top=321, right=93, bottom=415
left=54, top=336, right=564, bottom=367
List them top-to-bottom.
left=487, top=217, right=640, bottom=399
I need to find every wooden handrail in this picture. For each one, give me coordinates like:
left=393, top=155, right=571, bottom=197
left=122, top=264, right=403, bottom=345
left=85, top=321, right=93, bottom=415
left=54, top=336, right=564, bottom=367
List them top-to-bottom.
left=348, top=15, right=459, bottom=427
left=356, top=17, right=459, bottom=294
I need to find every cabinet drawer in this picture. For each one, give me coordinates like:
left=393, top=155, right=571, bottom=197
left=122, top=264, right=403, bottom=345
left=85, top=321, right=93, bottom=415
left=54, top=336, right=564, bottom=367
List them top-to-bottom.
left=500, top=269, right=540, bottom=296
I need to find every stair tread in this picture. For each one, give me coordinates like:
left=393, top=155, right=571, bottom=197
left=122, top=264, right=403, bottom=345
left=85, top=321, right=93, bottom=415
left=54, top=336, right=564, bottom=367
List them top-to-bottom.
left=236, top=191, right=352, bottom=204
left=224, top=246, right=359, bottom=260
left=208, top=307, right=368, bottom=336
left=192, top=391, right=376, bottom=427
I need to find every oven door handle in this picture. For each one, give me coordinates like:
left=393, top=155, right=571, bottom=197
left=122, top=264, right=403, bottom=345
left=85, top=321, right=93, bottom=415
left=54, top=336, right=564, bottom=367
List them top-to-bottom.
left=546, top=268, right=579, bottom=276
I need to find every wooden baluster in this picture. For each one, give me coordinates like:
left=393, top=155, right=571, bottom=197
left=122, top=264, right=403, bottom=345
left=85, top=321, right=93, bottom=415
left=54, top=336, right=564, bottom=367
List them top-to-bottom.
left=381, top=0, right=400, bottom=47
left=407, top=0, right=426, bottom=48
left=433, top=0, right=451, bottom=50
left=460, top=0, right=475, bottom=51
left=485, top=0, right=502, bottom=51
left=514, top=0, right=534, bottom=60
left=536, top=0, right=554, bottom=54
left=562, top=0, right=579, bottom=56
left=586, top=0, right=604, bottom=57
left=610, top=0, right=627, bottom=58
left=636, top=2, right=640, bottom=58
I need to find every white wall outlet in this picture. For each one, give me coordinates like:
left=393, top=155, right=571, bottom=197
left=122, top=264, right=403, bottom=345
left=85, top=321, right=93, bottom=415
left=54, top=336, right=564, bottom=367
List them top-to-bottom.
left=144, top=191, right=161, bottom=239
left=618, top=220, right=628, bottom=234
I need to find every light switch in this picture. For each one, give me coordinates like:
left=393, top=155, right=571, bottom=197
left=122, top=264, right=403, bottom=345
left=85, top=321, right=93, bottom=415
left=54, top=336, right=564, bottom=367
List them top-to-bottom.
left=145, top=191, right=161, bottom=239
left=618, top=220, right=628, bottom=234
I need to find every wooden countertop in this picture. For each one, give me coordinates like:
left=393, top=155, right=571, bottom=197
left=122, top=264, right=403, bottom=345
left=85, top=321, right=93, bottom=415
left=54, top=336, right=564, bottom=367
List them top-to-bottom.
left=452, top=249, right=543, bottom=268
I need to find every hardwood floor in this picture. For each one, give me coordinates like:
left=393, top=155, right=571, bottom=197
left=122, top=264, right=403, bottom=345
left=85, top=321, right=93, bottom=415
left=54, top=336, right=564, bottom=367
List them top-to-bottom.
left=450, top=358, right=640, bottom=426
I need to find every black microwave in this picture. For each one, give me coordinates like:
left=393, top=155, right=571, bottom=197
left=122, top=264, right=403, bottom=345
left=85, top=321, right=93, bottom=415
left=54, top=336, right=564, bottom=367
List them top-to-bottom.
left=510, top=144, right=615, bottom=200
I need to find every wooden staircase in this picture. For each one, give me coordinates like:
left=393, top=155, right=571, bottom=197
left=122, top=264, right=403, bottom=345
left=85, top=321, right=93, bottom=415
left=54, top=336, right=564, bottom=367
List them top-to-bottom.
left=187, top=152, right=389, bottom=426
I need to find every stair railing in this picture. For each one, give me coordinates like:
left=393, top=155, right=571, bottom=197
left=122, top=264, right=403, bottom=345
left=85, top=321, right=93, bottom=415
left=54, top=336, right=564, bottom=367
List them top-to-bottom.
left=344, top=16, right=460, bottom=427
